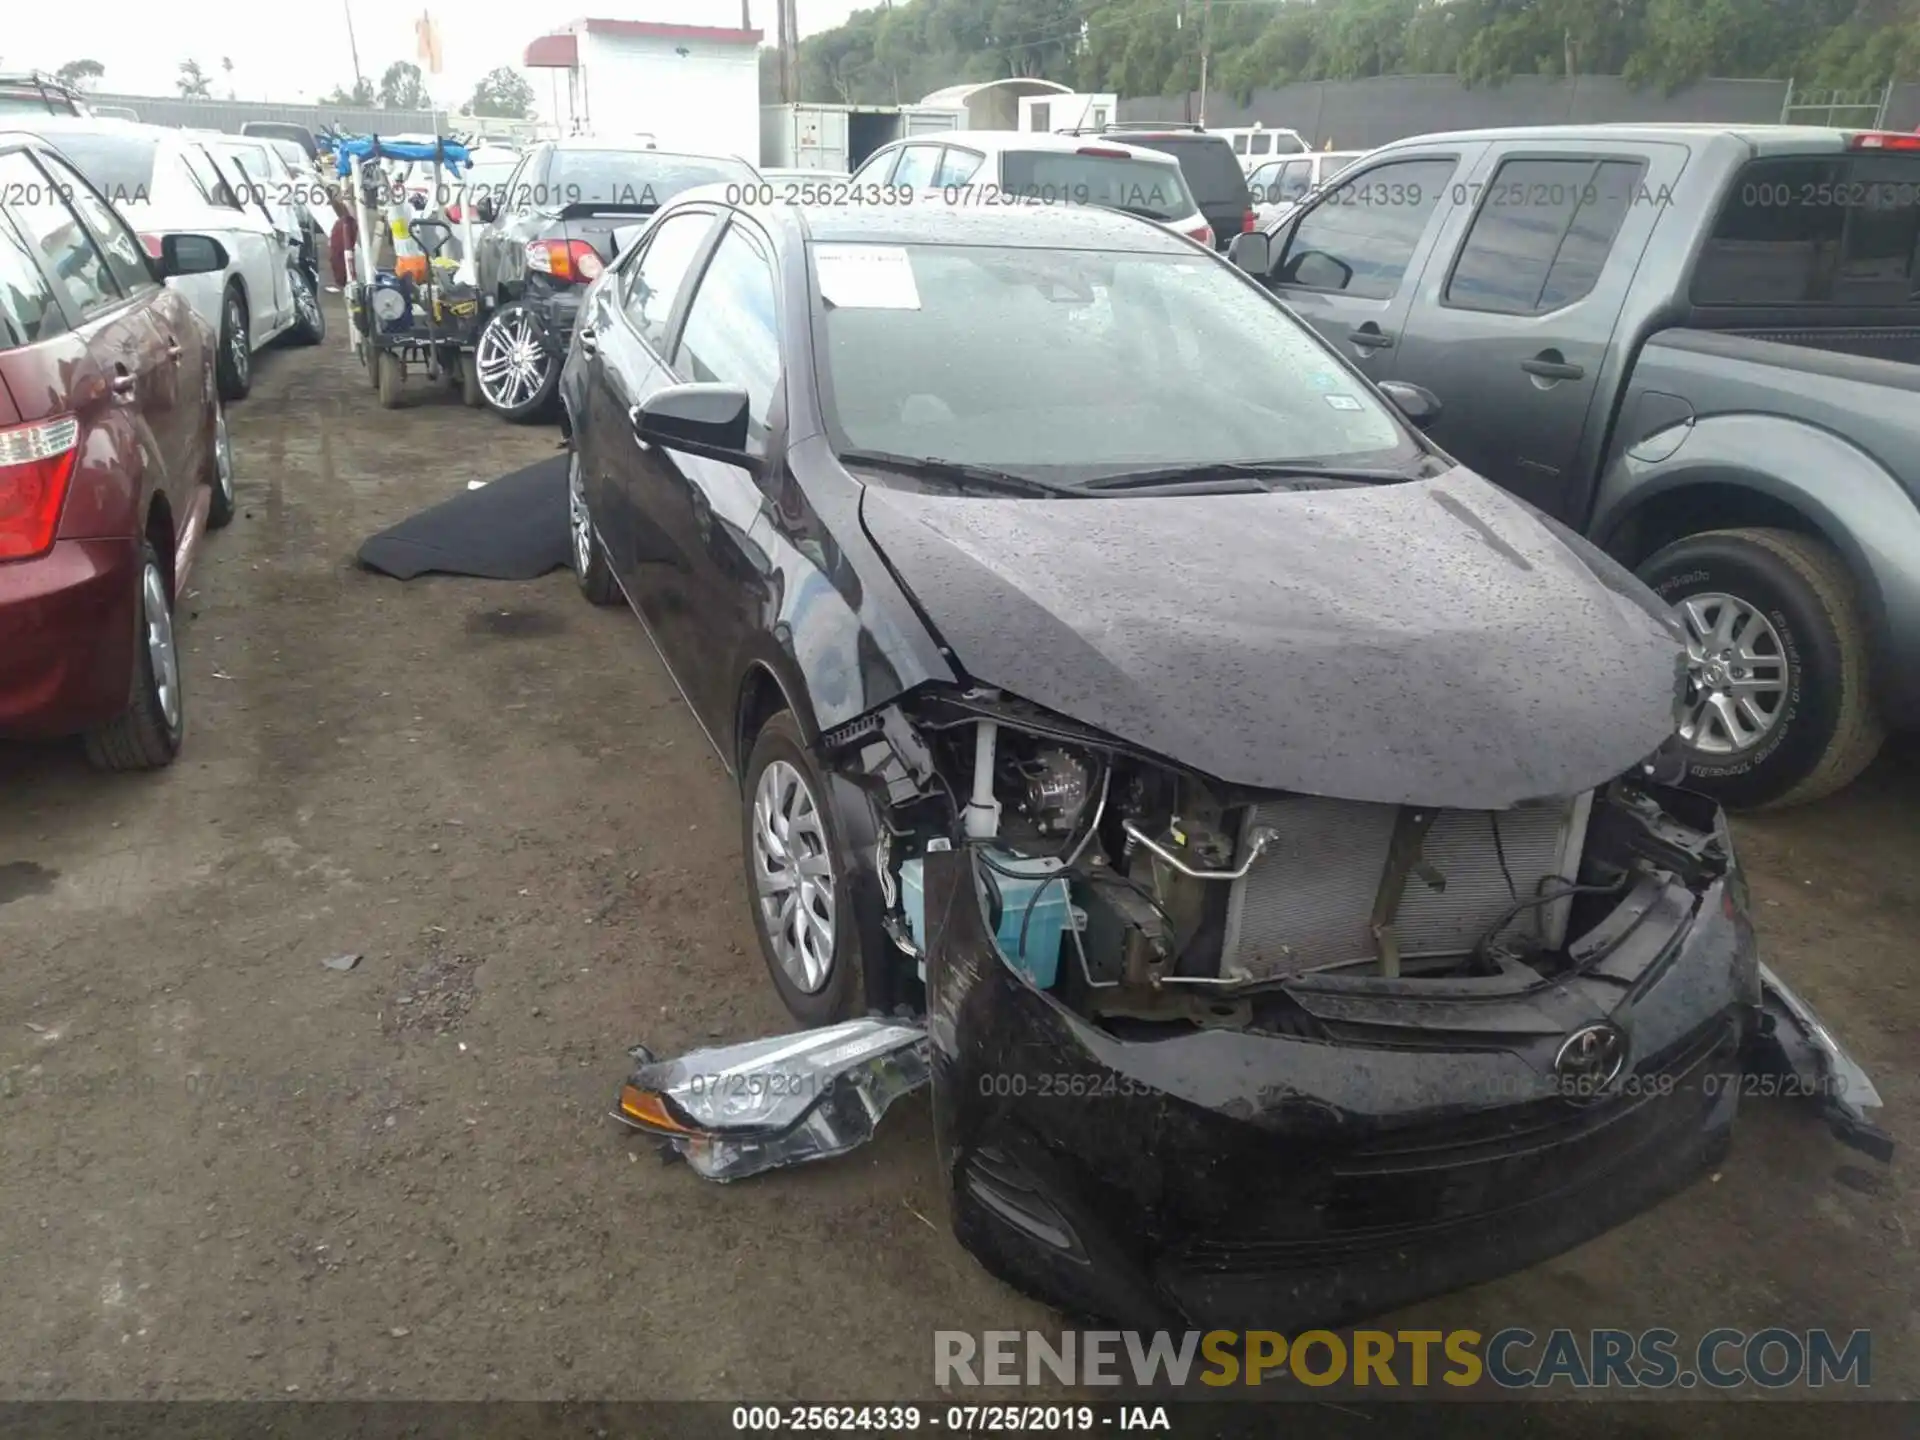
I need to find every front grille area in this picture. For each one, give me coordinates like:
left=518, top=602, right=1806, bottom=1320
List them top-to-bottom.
left=1220, top=793, right=1589, bottom=977
left=1167, top=1017, right=1736, bottom=1276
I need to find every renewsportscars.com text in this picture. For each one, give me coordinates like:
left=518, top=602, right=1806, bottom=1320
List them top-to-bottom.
left=934, top=1327, right=1871, bottom=1390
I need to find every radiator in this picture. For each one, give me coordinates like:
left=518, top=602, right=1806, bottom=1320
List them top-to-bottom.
left=1219, top=792, right=1593, bottom=978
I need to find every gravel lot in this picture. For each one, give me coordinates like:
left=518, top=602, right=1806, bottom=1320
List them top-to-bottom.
left=0, top=335, right=1914, bottom=1418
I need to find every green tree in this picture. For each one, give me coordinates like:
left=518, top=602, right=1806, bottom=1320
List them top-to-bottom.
left=55, top=59, right=104, bottom=91
left=177, top=59, right=212, bottom=98
left=378, top=60, right=430, bottom=110
left=469, top=66, right=535, bottom=118
left=322, top=77, right=378, bottom=106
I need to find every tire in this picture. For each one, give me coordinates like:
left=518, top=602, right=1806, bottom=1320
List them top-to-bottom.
left=288, top=267, right=326, bottom=345
left=215, top=284, right=251, bottom=401
left=472, top=301, right=559, bottom=422
left=376, top=351, right=405, bottom=409
left=460, top=354, right=484, bottom=408
left=205, top=401, right=236, bottom=531
left=567, top=441, right=617, bottom=605
left=1638, top=527, right=1885, bottom=809
left=84, top=538, right=184, bottom=772
left=741, top=711, right=867, bottom=1026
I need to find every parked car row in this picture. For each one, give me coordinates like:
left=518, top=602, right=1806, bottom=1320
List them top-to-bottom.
left=0, top=129, right=239, bottom=771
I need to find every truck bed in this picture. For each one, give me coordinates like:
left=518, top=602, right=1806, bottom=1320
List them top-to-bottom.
left=1698, top=323, right=1920, bottom=369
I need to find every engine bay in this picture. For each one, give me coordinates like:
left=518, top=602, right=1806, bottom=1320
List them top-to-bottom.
left=827, top=688, right=1729, bottom=1032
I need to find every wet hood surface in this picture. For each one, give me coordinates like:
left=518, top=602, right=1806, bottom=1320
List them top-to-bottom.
left=860, top=469, right=1685, bottom=807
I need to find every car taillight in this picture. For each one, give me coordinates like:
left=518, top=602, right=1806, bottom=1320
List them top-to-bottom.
left=1848, top=131, right=1920, bottom=150
left=446, top=202, right=462, bottom=223
left=1242, top=209, right=1257, bottom=232
left=1187, top=223, right=1215, bottom=246
left=139, top=233, right=164, bottom=260
left=526, top=239, right=605, bottom=284
left=0, top=416, right=81, bottom=563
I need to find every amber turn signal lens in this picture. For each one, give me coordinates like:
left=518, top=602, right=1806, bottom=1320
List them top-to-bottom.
left=619, top=1084, right=695, bottom=1134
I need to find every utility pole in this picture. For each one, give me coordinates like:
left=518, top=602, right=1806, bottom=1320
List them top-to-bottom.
left=344, top=0, right=365, bottom=92
left=784, top=0, right=801, bottom=103
left=1196, top=0, right=1211, bottom=127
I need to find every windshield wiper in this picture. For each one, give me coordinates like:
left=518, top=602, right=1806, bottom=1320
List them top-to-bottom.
left=838, top=449, right=1080, bottom=498
left=1081, top=459, right=1424, bottom=492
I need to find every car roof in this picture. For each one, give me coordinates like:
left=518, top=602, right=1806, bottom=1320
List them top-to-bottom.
left=1368, top=122, right=1865, bottom=156
left=929, top=130, right=1183, bottom=166
left=670, top=191, right=1198, bottom=252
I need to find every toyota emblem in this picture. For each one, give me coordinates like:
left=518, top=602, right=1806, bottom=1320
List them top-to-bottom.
left=1554, top=1023, right=1628, bottom=1104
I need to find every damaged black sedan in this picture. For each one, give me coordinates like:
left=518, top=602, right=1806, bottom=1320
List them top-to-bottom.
left=567, top=195, right=1888, bottom=1330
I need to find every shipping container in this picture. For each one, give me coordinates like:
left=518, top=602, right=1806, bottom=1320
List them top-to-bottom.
left=760, top=103, right=963, bottom=172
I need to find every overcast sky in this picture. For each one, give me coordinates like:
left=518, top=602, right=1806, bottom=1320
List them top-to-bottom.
left=5, top=1, right=867, bottom=112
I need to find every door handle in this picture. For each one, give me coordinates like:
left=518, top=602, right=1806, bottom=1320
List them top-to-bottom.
left=577, top=326, right=597, bottom=356
left=1350, top=326, right=1394, bottom=352
left=166, top=341, right=183, bottom=364
left=1521, top=355, right=1585, bottom=381
left=111, top=372, right=137, bottom=398
left=627, top=403, right=652, bottom=451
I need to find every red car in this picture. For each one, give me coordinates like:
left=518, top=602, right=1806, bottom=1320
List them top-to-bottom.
left=0, top=130, right=234, bottom=770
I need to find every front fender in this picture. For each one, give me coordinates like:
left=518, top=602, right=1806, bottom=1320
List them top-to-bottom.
left=1592, top=413, right=1920, bottom=726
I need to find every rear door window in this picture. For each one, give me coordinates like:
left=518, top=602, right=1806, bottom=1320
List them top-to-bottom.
left=890, top=145, right=942, bottom=190
left=935, top=148, right=982, bottom=187
left=0, top=150, right=119, bottom=319
left=38, top=151, right=154, bottom=295
left=1692, top=154, right=1920, bottom=306
left=1281, top=157, right=1456, bottom=299
left=1444, top=157, right=1647, bottom=315
left=1279, top=159, right=1313, bottom=202
left=0, top=206, right=65, bottom=345
left=621, top=208, right=715, bottom=353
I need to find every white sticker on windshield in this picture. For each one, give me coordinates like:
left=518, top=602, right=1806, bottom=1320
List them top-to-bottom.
left=814, top=245, right=921, bottom=310
left=1324, top=394, right=1364, bottom=411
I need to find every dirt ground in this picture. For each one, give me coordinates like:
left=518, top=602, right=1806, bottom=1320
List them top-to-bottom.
left=0, top=333, right=1914, bottom=1418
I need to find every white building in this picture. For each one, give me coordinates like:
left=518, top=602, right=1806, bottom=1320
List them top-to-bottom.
left=523, top=18, right=762, bottom=161
left=920, top=79, right=1078, bottom=131
left=1017, top=92, right=1118, bottom=133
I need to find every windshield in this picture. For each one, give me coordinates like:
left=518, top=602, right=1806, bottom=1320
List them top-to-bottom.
left=36, top=130, right=158, bottom=204
left=542, top=150, right=758, bottom=209
left=996, top=151, right=1194, bottom=221
left=816, top=242, right=1414, bottom=480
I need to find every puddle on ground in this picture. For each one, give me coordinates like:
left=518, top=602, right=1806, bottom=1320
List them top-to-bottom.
left=465, top=608, right=568, bottom=639
left=0, top=861, right=58, bottom=907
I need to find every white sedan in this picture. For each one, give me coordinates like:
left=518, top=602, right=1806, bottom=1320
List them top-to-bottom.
left=24, top=118, right=303, bottom=399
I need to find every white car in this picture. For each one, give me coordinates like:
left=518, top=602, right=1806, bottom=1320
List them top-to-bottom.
left=25, top=118, right=304, bottom=399
left=848, top=131, right=1213, bottom=246
left=1248, top=149, right=1367, bottom=227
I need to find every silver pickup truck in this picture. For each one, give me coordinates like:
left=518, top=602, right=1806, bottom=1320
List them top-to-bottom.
left=1241, top=123, right=1920, bottom=809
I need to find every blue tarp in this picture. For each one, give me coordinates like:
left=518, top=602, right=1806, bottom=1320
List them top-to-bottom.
left=332, top=136, right=471, bottom=177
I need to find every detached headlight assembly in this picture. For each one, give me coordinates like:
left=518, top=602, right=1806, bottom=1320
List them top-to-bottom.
left=613, top=1020, right=929, bottom=1182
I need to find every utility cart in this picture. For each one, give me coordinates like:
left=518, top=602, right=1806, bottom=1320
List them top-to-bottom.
left=337, top=135, right=490, bottom=409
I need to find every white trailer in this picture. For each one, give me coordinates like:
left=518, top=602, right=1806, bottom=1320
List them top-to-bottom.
left=760, top=103, right=964, bottom=173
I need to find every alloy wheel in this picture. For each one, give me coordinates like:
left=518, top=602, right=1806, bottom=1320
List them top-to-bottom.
left=295, top=272, right=319, bottom=330
left=228, top=298, right=249, bottom=385
left=474, top=309, right=551, bottom=411
left=215, top=405, right=234, bottom=505
left=567, top=447, right=593, bottom=578
left=144, top=561, right=181, bottom=733
left=1675, top=591, right=1789, bottom=755
left=750, top=759, right=837, bottom=994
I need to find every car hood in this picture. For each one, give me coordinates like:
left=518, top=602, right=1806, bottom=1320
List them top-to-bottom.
left=858, top=468, right=1686, bottom=808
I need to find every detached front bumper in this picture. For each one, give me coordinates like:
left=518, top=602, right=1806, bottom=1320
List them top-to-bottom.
left=918, top=845, right=1880, bottom=1331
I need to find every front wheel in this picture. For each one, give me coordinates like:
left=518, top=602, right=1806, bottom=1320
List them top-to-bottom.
left=288, top=267, right=326, bottom=345
left=215, top=286, right=251, bottom=401
left=472, top=301, right=559, bottom=422
left=376, top=351, right=405, bottom=409
left=206, top=402, right=236, bottom=530
left=568, top=442, right=617, bottom=605
left=1638, top=527, right=1885, bottom=809
left=84, top=539, right=185, bottom=771
left=741, top=712, right=866, bottom=1026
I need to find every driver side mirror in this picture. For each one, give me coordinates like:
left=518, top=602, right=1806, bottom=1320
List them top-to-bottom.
left=1227, top=230, right=1270, bottom=276
left=157, top=233, right=230, bottom=278
left=1378, top=381, right=1442, bottom=430
left=632, top=383, right=762, bottom=473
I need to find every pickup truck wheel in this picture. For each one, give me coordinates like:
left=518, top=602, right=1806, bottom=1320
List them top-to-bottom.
left=1639, top=528, right=1885, bottom=809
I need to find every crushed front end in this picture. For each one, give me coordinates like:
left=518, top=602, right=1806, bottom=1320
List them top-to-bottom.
left=826, top=691, right=1888, bottom=1330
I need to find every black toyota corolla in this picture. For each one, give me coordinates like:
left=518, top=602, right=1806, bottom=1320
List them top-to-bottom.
left=563, top=195, right=1888, bottom=1330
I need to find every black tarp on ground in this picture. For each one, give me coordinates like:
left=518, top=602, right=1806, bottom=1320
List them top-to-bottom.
left=356, top=455, right=569, bottom=581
